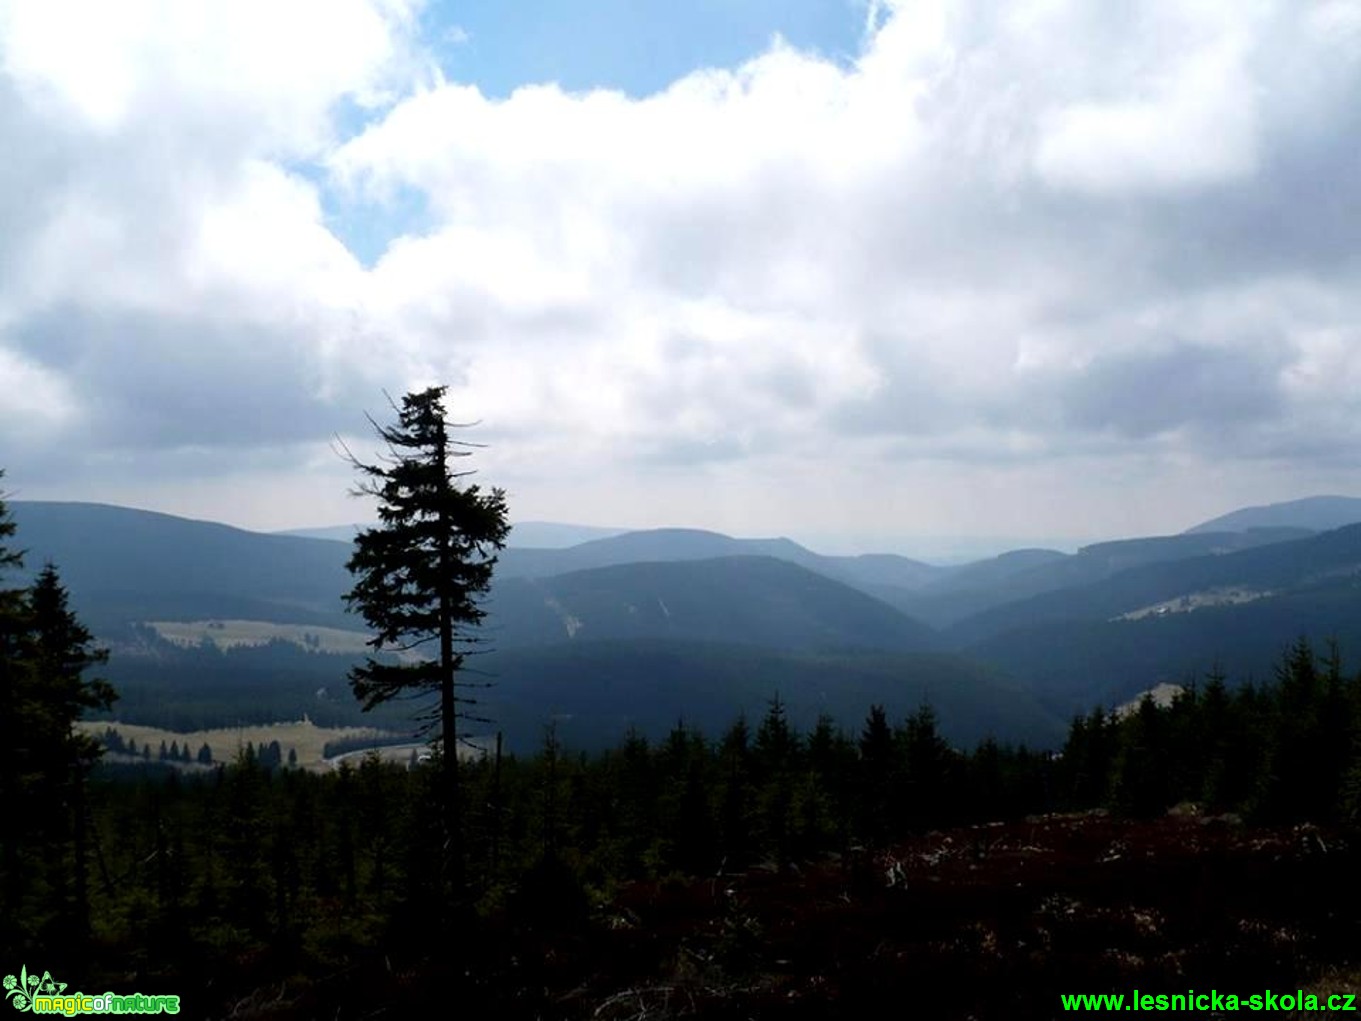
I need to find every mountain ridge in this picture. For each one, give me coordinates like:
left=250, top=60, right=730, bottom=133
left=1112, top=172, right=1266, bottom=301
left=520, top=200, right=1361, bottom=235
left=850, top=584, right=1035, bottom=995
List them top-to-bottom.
left=1185, top=495, right=1361, bottom=534
left=15, top=498, right=1361, bottom=746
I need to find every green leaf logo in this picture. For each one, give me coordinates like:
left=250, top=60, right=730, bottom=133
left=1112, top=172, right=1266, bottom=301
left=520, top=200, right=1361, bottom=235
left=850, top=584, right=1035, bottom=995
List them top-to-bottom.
left=4, top=966, right=60, bottom=1013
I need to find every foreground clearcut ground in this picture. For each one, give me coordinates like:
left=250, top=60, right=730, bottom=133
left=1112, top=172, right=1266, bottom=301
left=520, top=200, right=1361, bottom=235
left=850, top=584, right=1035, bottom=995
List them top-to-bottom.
left=209, top=811, right=1359, bottom=1020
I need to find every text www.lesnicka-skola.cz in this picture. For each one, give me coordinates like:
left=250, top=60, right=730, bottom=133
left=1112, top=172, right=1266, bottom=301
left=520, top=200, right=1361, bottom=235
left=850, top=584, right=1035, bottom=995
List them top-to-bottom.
left=1060, top=989, right=1356, bottom=1012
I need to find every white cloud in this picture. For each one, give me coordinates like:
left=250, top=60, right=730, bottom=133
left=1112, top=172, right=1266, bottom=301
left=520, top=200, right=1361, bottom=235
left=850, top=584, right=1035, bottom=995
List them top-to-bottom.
left=0, top=0, right=419, bottom=142
left=1, top=0, right=1360, bottom=541
left=1034, top=30, right=1259, bottom=193
left=0, top=345, right=79, bottom=434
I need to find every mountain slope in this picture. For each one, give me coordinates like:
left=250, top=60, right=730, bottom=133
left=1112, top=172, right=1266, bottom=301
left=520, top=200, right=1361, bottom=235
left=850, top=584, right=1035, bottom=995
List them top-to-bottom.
left=1185, top=495, right=1361, bottom=534
left=9, top=501, right=353, bottom=629
left=6, top=503, right=1046, bottom=748
left=8, top=503, right=939, bottom=657
left=280, top=520, right=630, bottom=548
left=507, top=521, right=630, bottom=547
left=276, top=523, right=365, bottom=542
left=949, top=523, right=1361, bottom=646
left=953, top=524, right=1361, bottom=715
left=498, top=527, right=946, bottom=593
left=879, top=529, right=1309, bottom=628
left=484, top=555, right=940, bottom=653
left=968, top=585, right=1361, bottom=717
left=93, top=630, right=1063, bottom=750
left=477, top=640, right=1063, bottom=752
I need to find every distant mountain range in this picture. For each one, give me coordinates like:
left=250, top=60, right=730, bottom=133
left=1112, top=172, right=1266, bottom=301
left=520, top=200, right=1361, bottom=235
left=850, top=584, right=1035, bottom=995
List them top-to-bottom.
left=9, top=494, right=1361, bottom=750
left=1184, top=495, right=1361, bottom=534
left=6, top=502, right=995, bottom=747
left=10, top=502, right=352, bottom=630
left=280, top=520, right=628, bottom=548
left=959, top=523, right=1361, bottom=712
left=497, top=528, right=946, bottom=595
left=865, top=529, right=1312, bottom=628
left=484, top=555, right=941, bottom=653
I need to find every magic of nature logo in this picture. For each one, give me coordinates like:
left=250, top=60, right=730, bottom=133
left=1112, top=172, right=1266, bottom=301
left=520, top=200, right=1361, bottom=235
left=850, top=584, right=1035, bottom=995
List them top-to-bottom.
left=4, top=967, right=179, bottom=1015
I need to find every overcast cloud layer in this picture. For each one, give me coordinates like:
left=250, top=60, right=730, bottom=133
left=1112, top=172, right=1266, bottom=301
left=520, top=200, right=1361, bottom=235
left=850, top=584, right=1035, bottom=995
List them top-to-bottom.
left=2, top=0, right=1360, bottom=553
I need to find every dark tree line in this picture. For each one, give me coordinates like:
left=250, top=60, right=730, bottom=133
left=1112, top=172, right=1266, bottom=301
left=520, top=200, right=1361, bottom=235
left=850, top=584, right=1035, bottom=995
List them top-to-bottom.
left=0, top=475, right=117, bottom=963
left=14, top=630, right=1361, bottom=1008
left=1060, top=637, right=1361, bottom=825
left=55, top=639, right=1361, bottom=990
left=47, top=702, right=1010, bottom=988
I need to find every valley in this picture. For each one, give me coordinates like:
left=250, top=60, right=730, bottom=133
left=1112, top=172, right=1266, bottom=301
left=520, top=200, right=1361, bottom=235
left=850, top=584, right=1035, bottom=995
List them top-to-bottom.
left=11, top=494, right=1361, bottom=1019
left=12, top=497, right=1361, bottom=752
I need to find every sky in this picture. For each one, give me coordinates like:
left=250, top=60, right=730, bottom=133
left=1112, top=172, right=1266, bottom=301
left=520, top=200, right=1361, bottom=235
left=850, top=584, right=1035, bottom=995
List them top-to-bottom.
left=2, top=0, right=1360, bottom=559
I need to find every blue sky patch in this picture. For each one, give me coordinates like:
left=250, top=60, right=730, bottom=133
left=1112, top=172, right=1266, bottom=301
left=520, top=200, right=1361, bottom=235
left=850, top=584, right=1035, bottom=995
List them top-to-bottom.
left=422, top=0, right=867, bottom=99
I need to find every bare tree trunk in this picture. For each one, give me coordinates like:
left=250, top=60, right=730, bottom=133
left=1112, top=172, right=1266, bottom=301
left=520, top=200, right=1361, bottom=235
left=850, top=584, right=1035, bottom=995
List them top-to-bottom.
left=436, top=421, right=463, bottom=908
left=491, top=731, right=503, bottom=873
left=73, top=767, right=91, bottom=963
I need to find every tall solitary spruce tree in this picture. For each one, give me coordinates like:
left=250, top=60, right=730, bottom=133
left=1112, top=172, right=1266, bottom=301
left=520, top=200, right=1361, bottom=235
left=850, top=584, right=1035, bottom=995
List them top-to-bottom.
left=341, top=387, right=509, bottom=898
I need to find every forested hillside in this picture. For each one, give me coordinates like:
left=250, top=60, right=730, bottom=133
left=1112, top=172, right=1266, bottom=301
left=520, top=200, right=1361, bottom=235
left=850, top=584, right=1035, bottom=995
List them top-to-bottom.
left=10, top=489, right=1361, bottom=1017
left=17, top=500, right=1361, bottom=747
left=13, top=639, right=1361, bottom=1018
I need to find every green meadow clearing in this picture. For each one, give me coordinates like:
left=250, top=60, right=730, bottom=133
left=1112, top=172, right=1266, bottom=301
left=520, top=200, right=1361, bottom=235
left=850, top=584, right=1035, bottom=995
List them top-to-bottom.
left=146, top=619, right=375, bottom=654
left=76, top=718, right=403, bottom=771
